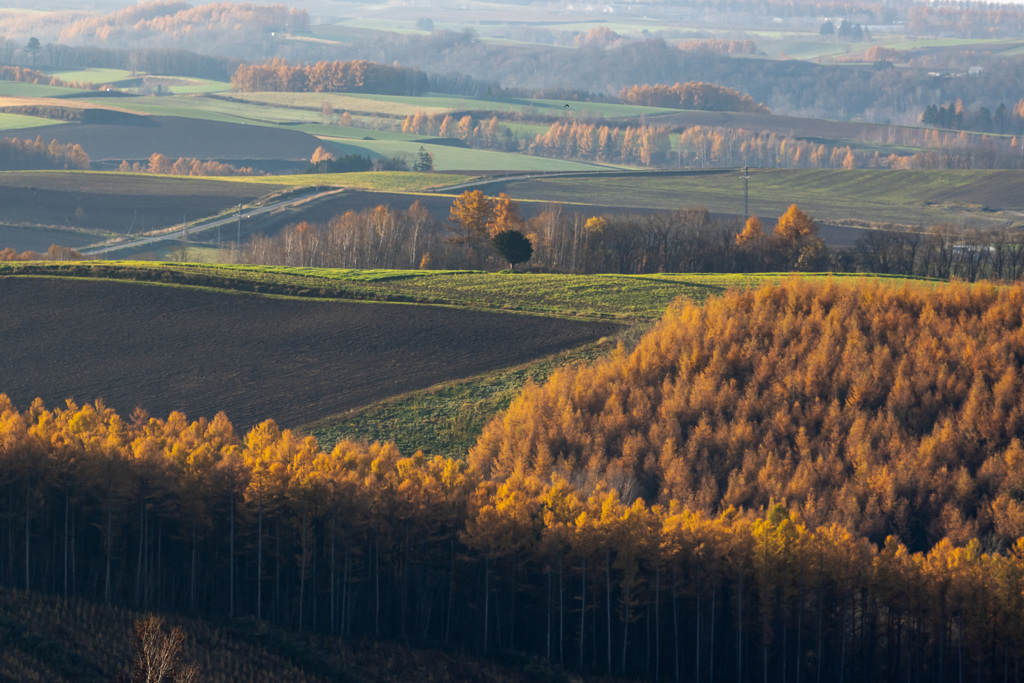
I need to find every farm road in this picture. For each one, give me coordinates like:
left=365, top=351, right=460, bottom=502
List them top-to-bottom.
left=81, top=187, right=344, bottom=256
left=0, top=277, right=619, bottom=430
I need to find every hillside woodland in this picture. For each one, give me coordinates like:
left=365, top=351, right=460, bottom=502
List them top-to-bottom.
left=4, top=279, right=1024, bottom=680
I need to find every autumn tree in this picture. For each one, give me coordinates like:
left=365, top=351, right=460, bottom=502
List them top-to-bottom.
left=448, top=190, right=494, bottom=243
left=773, top=203, right=817, bottom=240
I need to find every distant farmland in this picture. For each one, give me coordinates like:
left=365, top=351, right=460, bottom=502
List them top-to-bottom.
left=2, top=115, right=325, bottom=172
left=0, top=172, right=285, bottom=239
left=0, top=277, right=618, bottom=429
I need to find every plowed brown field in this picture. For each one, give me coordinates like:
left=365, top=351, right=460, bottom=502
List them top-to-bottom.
left=0, top=277, right=618, bottom=429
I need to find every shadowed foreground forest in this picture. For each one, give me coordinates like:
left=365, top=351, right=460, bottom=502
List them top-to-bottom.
left=5, top=279, right=1024, bottom=681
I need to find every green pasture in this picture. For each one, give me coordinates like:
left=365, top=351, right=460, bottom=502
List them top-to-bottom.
left=47, top=68, right=132, bottom=84
left=161, top=79, right=231, bottom=95
left=0, top=81, right=77, bottom=97
left=229, top=91, right=453, bottom=117
left=77, top=94, right=313, bottom=126
left=0, top=112, right=59, bottom=130
left=294, top=122, right=425, bottom=141
left=318, top=136, right=600, bottom=171
left=494, top=169, right=1024, bottom=229
left=218, top=171, right=476, bottom=191
left=309, top=341, right=611, bottom=457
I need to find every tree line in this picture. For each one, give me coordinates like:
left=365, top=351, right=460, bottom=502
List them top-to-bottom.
left=230, top=58, right=429, bottom=96
left=619, top=82, right=769, bottom=114
left=921, top=99, right=1024, bottom=135
left=0, top=135, right=89, bottom=171
left=117, top=153, right=256, bottom=177
left=235, top=192, right=1024, bottom=281
left=6, top=280, right=1024, bottom=680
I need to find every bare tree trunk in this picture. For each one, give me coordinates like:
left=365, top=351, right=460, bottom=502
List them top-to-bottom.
left=24, top=474, right=30, bottom=592
left=63, top=488, right=69, bottom=598
left=229, top=493, right=235, bottom=617
left=257, top=502, right=263, bottom=620
left=299, top=512, right=307, bottom=630
left=607, top=549, right=612, bottom=674
left=580, top=557, right=587, bottom=672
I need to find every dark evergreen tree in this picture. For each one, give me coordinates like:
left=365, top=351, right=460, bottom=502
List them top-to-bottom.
left=491, top=229, right=533, bottom=270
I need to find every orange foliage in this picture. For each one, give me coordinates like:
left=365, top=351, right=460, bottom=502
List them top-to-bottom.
left=231, top=57, right=427, bottom=95
left=619, top=81, right=769, bottom=114
left=471, top=278, right=1024, bottom=549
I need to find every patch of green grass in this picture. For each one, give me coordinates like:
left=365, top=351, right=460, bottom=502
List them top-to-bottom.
left=46, top=68, right=132, bottom=84
left=164, top=79, right=231, bottom=94
left=0, top=81, right=76, bottom=97
left=230, top=91, right=455, bottom=117
left=0, top=112, right=60, bottom=130
left=319, top=137, right=600, bottom=171
left=217, top=171, right=477, bottom=191
left=308, top=341, right=615, bottom=457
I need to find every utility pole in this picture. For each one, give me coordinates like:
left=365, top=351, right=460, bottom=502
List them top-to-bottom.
left=742, top=165, right=751, bottom=218
left=237, top=204, right=241, bottom=244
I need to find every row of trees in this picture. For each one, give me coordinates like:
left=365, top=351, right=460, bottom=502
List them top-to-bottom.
left=908, top=3, right=1024, bottom=38
left=677, top=39, right=757, bottom=55
left=230, top=58, right=429, bottom=96
left=619, top=82, right=769, bottom=114
left=921, top=99, right=1024, bottom=135
left=398, top=112, right=517, bottom=152
left=470, top=120, right=1022, bottom=170
left=528, top=121, right=671, bottom=166
left=676, top=125, right=1023, bottom=171
left=0, top=136, right=89, bottom=171
left=117, top=153, right=255, bottom=177
left=235, top=192, right=1024, bottom=281
left=0, top=245, right=83, bottom=262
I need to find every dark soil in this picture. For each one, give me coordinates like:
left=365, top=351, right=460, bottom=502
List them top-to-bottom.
left=8, top=115, right=325, bottom=168
left=0, top=172, right=284, bottom=235
left=0, top=277, right=618, bottom=430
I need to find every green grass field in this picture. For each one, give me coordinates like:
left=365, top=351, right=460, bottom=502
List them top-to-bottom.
left=47, top=68, right=132, bottom=84
left=0, top=81, right=78, bottom=97
left=0, top=112, right=61, bottom=130
left=319, top=136, right=600, bottom=171
left=219, top=170, right=477, bottom=191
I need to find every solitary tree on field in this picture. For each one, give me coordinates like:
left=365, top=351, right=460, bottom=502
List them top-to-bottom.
left=492, top=229, right=533, bottom=270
